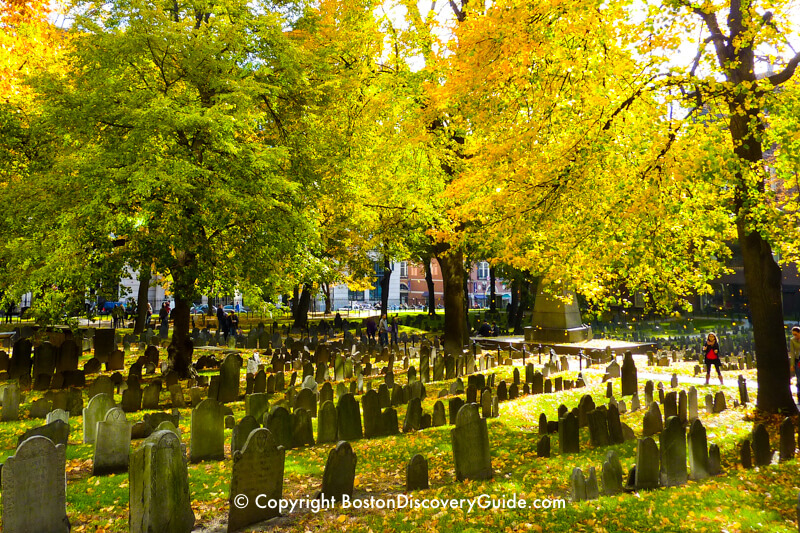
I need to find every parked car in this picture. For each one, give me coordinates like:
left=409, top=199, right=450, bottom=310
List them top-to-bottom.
left=190, top=303, right=216, bottom=315
left=223, top=304, right=250, bottom=313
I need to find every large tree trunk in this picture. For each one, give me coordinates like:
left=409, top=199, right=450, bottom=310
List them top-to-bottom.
left=730, top=104, right=797, bottom=413
left=437, top=250, right=468, bottom=355
left=380, top=257, right=391, bottom=316
left=424, top=258, right=436, bottom=316
left=489, top=266, right=497, bottom=312
left=134, top=268, right=151, bottom=334
left=508, top=278, right=519, bottom=329
left=322, top=282, right=331, bottom=315
left=292, top=283, right=311, bottom=330
left=169, top=292, right=193, bottom=377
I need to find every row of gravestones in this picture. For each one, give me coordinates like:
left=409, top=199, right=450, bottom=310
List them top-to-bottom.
left=0, top=401, right=492, bottom=533
left=571, top=417, right=723, bottom=501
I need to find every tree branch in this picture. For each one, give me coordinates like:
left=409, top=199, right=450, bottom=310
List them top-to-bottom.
left=768, top=51, right=800, bottom=86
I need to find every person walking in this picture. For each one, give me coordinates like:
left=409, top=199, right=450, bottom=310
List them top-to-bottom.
left=217, top=304, right=228, bottom=340
left=378, top=314, right=389, bottom=347
left=390, top=315, right=399, bottom=346
left=789, top=326, right=800, bottom=403
left=703, top=332, right=723, bottom=386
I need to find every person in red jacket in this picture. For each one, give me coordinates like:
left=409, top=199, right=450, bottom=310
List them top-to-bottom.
left=703, top=332, right=723, bottom=386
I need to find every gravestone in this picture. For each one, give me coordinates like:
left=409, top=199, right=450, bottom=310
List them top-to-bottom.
left=94, top=328, right=116, bottom=362
left=106, top=349, right=125, bottom=372
left=620, top=351, right=637, bottom=396
left=218, top=354, right=242, bottom=403
left=738, top=375, right=749, bottom=404
left=1, top=382, right=20, bottom=421
left=142, top=382, right=161, bottom=410
left=294, top=387, right=317, bottom=418
left=688, top=387, right=698, bottom=421
left=362, top=390, right=382, bottom=438
left=663, top=391, right=677, bottom=419
left=713, top=391, right=726, bottom=413
left=83, top=393, right=116, bottom=444
left=245, top=393, right=270, bottom=425
left=337, top=393, right=363, bottom=441
left=403, top=397, right=422, bottom=433
left=449, top=397, right=465, bottom=426
left=190, top=399, right=225, bottom=462
left=432, top=400, right=446, bottom=427
left=317, top=401, right=338, bottom=444
left=642, top=401, right=663, bottom=437
left=451, top=403, right=493, bottom=481
left=607, top=403, right=624, bottom=445
left=265, top=406, right=292, bottom=450
left=93, top=407, right=131, bottom=475
left=383, top=407, right=399, bottom=436
left=587, top=407, right=610, bottom=447
left=46, top=408, right=69, bottom=425
left=292, top=408, right=315, bottom=448
left=559, top=411, right=580, bottom=454
left=231, top=415, right=260, bottom=455
left=660, top=416, right=687, bottom=487
left=780, top=417, right=795, bottom=462
left=18, top=419, right=70, bottom=448
left=688, top=419, right=709, bottom=480
left=752, top=423, right=771, bottom=466
left=228, top=428, right=285, bottom=532
left=129, top=431, right=195, bottom=533
left=533, top=433, right=550, bottom=457
left=1, top=436, right=69, bottom=533
left=634, top=437, right=660, bottom=489
left=740, top=439, right=752, bottom=469
left=320, top=441, right=357, bottom=501
left=602, top=450, right=623, bottom=496
left=406, top=454, right=429, bottom=491
left=570, top=467, right=587, bottom=502
left=586, top=467, right=600, bottom=500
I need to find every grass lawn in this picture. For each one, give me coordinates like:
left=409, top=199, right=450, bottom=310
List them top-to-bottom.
left=0, top=339, right=798, bottom=532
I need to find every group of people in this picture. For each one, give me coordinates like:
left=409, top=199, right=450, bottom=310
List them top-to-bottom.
left=216, top=305, right=240, bottom=340
left=364, top=314, right=399, bottom=347
left=476, top=320, right=501, bottom=337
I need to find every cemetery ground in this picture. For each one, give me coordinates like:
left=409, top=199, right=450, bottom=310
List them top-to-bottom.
left=0, top=320, right=798, bottom=532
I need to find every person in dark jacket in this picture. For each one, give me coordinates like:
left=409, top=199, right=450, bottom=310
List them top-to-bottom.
left=217, top=305, right=228, bottom=340
left=703, top=332, right=723, bottom=385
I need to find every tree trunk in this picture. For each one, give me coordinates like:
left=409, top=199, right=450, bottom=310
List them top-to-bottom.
left=730, top=105, right=797, bottom=414
left=437, top=250, right=468, bottom=354
left=380, top=257, right=391, bottom=316
left=424, top=258, right=436, bottom=316
left=489, top=266, right=497, bottom=312
left=133, top=268, right=151, bottom=334
left=508, top=278, right=519, bottom=329
left=513, top=279, right=535, bottom=335
left=322, top=282, right=331, bottom=315
left=292, top=283, right=311, bottom=330
left=168, top=292, right=193, bottom=377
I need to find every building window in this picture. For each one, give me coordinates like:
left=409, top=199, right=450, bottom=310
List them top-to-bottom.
left=399, top=261, right=408, bottom=278
left=477, top=261, right=490, bottom=280
left=349, top=290, right=364, bottom=301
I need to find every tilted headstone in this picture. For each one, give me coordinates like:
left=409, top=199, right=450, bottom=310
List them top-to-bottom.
left=620, top=351, right=637, bottom=396
left=217, top=354, right=242, bottom=403
left=1, top=382, right=21, bottom=421
left=713, top=391, right=726, bottom=413
left=83, top=393, right=115, bottom=444
left=337, top=393, right=363, bottom=441
left=403, top=397, right=422, bottom=433
left=265, top=406, right=292, bottom=450
left=587, top=407, right=610, bottom=448
left=291, top=408, right=315, bottom=448
left=559, top=411, right=580, bottom=454
left=231, top=415, right=260, bottom=455
left=18, top=419, right=70, bottom=448
left=129, top=430, right=195, bottom=533
left=1, top=436, right=69, bottom=533
left=602, top=450, right=623, bottom=496
left=586, top=466, right=599, bottom=500
left=570, top=467, right=587, bottom=502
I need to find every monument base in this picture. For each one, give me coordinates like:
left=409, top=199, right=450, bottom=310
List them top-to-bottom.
left=524, top=325, right=593, bottom=344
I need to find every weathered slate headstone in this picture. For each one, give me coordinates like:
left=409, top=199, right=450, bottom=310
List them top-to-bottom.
left=620, top=351, right=637, bottom=396
left=217, top=354, right=242, bottom=403
left=738, top=375, right=749, bottom=404
left=1, top=382, right=21, bottom=421
left=294, top=387, right=317, bottom=418
left=688, top=387, right=698, bottom=421
left=362, top=390, right=382, bottom=438
left=713, top=391, right=726, bottom=413
left=83, top=393, right=115, bottom=444
left=337, top=393, right=363, bottom=441
left=403, top=397, right=422, bottom=433
left=449, top=397, right=465, bottom=426
left=190, top=399, right=225, bottom=462
left=317, top=400, right=338, bottom=444
left=432, top=400, right=446, bottom=427
left=642, top=401, right=663, bottom=437
left=451, top=403, right=493, bottom=481
left=607, top=403, right=624, bottom=445
left=265, top=406, right=292, bottom=450
left=93, top=407, right=131, bottom=475
left=587, top=407, right=610, bottom=448
left=292, top=408, right=315, bottom=448
left=559, top=411, right=580, bottom=454
left=231, top=415, right=260, bottom=455
left=660, top=416, right=687, bottom=487
left=780, top=417, right=795, bottom=462
left=18, top=419, right=70, bottom=448
left=688, top=419, right=709, bottom=480
left=752, top=423, right=771, bottom=466
left=228, top=428, right=285, bottom=532
left=130, top=430, right=195, bottom=533
left=537, top=435, right=550, bottom=458
left=1, top=436, right=69, bottom=533
left=634, top=437, right=660, bottom=489
left=740, top=438, right=753, bottom=469
left=320, top=441, right=357, bottom=501
left=709, top=443, right=723, bottom=476
left=602, top=450, right=623, bottom=496
left=406, top=454, right=429, bottom=491
left=586, top=466, right=599, bottom=500
left=570, top=467, right=587, bottom=502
